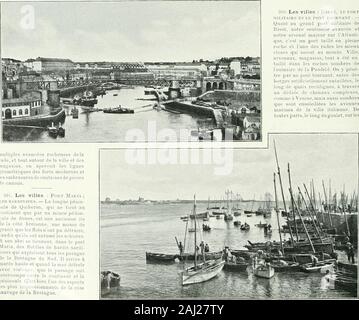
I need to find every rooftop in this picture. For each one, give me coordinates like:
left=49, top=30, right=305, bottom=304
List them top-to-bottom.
left=26, top=57, right=74, bottom=63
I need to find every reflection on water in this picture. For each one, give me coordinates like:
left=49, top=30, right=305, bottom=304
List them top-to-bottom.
left=3, top=87, right=214, bottom=142
left=101, top=202, right=356, bottom=299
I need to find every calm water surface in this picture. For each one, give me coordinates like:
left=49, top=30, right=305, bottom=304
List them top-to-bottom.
left=3, top=87, right=214, bottom=142
left=100, top=202, right=356, bottom=299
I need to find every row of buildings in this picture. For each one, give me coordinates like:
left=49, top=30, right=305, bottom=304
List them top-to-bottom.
left=2, top=56, right=260, bottom=83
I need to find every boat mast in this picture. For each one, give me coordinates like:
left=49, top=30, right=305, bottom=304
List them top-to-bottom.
left=274, top=140, right=294, bottom=244
left=287, top=163, right=299, bottom=242
left=274, top=173, right=284, bottom=253
left=312, top=179, right=317, bottom=212
left=328, top=179, right=332, bottom=214
left=322, top=180, right=333, bottom=227
left=303, top=184, right=323, bottom=233
left=298, top=187, right=322, bottom=242
left=289, top=188, right=316, bottom=253
left=341, top=190, right=351, bottom=237
left=318, top=192, right=325, bottom=225
left=194, top=194, right=197, bottom=268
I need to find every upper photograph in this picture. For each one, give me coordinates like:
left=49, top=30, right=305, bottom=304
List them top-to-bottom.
left=1, top=1, right=261, bottom=143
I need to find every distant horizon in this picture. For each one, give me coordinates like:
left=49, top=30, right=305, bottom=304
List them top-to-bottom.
left=2, top=55, right=260, bottom=64
left=100, top=135, right=358, bottom=202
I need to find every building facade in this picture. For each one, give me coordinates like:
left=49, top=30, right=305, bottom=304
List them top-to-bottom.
left=24, top=57, right=75, bottom=73
left=145, top=63, right=207, bottom=80
left=2, top=92, right=43, bottom=120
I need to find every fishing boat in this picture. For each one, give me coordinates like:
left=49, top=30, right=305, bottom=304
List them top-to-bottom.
left=73, top=91, right=98, bottom=106
left=103, top=106, right=134, bottom=114
left=71, top=107, right=79, bottom=119
left=47, top=122, right=58, bottom=138
left=58, top=124, right=65, bottom=138
left=180, top=195, right=224, bottom=286
left=212, top=210, right=226, bottom=216
left=281, top=210, right=289, bottom=217
left=189, top=211, right=209, bottom=219
left=263, top=211, right=272, bottom=218
left=224, top=213, right=233, bottom=221
left=180, top=216, right=189, bottom=221
left=233, top=220, right=241, bottom=227
left=255, top=222, right=268, bottom=228
left=240, top=223, right=250, bottom=231
left=202, top=224, right=211, bottom=231
left=180, top=251, right=223, bottom=261
left=146, top=252, right=178, bottom=263
left=223, top=261, right=248, bottom=272
left=253, top=261, right=275, bottom=279
left=270, top=261, right=301, bottom=272
left=300, top=261, right=335, bottom=273
left=337, top=261, right=357, bottom=274
left=101, top=271, right=121, bottom=291
left=334, top=271, right=357, bottom=293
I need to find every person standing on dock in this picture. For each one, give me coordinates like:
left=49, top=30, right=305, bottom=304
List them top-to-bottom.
left=178, top=241, right=184, bottom=256
left=200, top=241, right=205, bottom=256
left=345, top=241, right=355, bottom=264
left=205, top=243, right=209, bottom=253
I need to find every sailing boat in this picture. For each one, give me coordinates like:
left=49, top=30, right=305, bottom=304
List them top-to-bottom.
left=224, top=191, right=234, bottom=221
left=263, top=192, right=273, bottom=218
left=233, top=193, right=242, bottom=216
left=180, top=195, right=224, bottom=286
left=244, top=195, right=256, bottom=215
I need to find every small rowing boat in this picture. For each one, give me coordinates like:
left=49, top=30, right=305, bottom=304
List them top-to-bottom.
left=145, top=252, right=178, bottom=263
left=223, top=261, right=248, bottom=272
left=300, top=261, right=335, bottom=273
left=253, top=263, right=275, bottom=279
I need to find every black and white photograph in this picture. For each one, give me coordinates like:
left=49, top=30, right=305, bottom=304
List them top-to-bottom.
left=1, top=1, right=261, bottom=142
left=100, top=134, right=358, bottom=299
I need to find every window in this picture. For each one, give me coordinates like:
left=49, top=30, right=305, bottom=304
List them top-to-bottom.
left=13, top=109, right=17, bottom=116
left=19, top=109, right=23, bottom=116
left=25, top=109, right=29, bottom=115
left=1, top=111, right=4, bottom=117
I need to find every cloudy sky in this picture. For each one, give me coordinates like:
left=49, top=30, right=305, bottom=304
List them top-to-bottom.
left=1, top=1, right=260, bottom=62
left=100, top=134, right=358, bottom=201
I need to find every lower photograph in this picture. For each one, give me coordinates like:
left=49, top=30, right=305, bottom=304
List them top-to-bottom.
left=99, top=133, right=358, bottom=299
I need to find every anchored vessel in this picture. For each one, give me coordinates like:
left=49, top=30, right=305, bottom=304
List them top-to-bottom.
left=103, top=106, right=134, bottom=114
left=180, top=195, right=224, bottom=286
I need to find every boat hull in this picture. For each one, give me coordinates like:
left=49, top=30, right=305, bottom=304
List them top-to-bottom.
left=103, top=109, right=134, bottom=114
left=146, top=252, right=178, bottom=263
left=181, top=260, right=225, bottom=285
left=223, top=262, right=248, bottom=272
left=301, top=262, right=335, bottom=273
left=254, top=265, right=275, bottom=279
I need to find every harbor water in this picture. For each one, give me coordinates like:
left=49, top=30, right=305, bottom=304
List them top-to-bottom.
left=3, top=87, right=214, bottom=142
left=100, top=202, right=356, bottom=299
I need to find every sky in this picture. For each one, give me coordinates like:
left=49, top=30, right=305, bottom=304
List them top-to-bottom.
left=1, top=1, right=260, bottom=62
left=100, top=134, right=358, bottom=201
